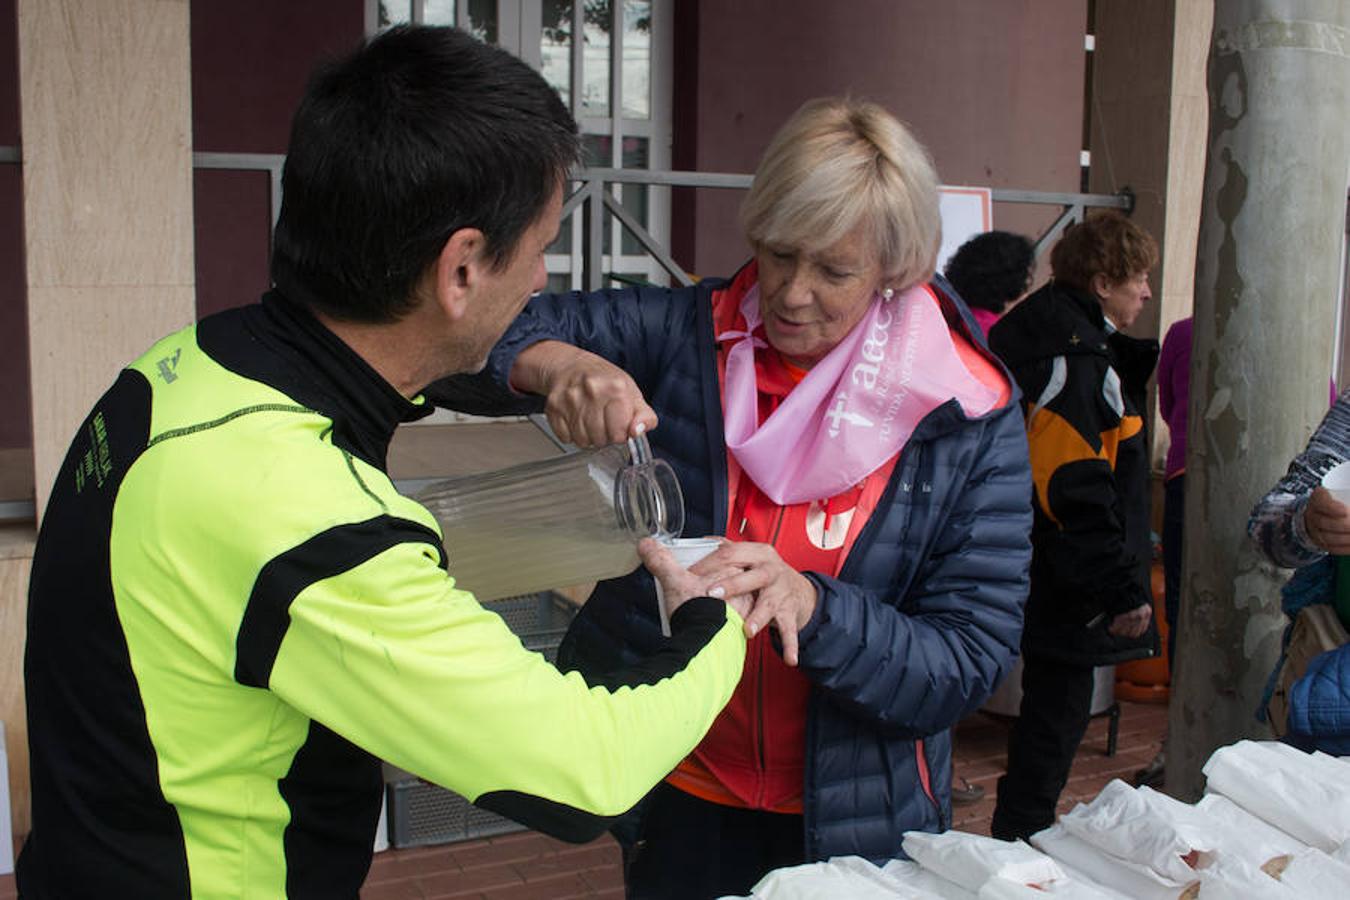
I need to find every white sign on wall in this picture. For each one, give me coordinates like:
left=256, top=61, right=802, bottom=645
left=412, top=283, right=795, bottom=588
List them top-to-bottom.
left=936, top=186, right=994, bottom=274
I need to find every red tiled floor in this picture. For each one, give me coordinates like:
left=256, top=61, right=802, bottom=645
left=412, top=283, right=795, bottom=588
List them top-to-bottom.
left=359, top=699, right=1168, bottom=899
left=0, top=700, right=1167, bottom=898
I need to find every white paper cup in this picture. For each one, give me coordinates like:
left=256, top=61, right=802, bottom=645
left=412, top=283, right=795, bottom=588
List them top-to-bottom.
left=1322, top=461, right=1350, bottom=504
left=654, top=537, right=723, bottom=637
left=666, top=537, right=723, bottom=568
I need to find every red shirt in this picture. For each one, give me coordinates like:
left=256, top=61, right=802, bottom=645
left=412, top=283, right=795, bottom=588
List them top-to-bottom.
left=666, top=267, right=1006, bottom=812
left=666, top=272, right=896, bottom=813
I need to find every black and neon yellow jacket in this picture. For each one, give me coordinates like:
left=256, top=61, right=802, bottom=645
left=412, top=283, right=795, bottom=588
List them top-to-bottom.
left=988, top=283, right=1159, bottom=666
left=18, top=292, right=746, bottom=899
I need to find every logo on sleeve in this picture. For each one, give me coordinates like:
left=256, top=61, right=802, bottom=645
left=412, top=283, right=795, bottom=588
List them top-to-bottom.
left=156, top=348, right=182, bottom=384
left=74, top=411, right=113, bottom=494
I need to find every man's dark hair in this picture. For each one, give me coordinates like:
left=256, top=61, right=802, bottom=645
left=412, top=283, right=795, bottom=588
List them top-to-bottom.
left=271, top=25, right=579, bottom=323
left=943, top=230, right=1036, bottom=314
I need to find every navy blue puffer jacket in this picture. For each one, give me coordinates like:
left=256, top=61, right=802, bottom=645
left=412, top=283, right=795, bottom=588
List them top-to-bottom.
left=430, top=273, right=1033, bottom=862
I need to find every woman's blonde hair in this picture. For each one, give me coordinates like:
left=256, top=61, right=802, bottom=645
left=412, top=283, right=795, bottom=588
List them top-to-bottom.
left=740, top=97, right=941, bottom=291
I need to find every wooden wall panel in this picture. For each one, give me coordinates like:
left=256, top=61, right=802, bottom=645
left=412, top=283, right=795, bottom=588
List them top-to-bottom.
left=18, top=0, right=196, bottom=514
left=686, top=0, right=1089, bottom=279
left=1162, top=0, right=1214, bottom=335
left=1088, top=2, right=1176, bottom=342
left=27, top=285, right=194, bottom=454
left=0, top=526, right=35, bottom=841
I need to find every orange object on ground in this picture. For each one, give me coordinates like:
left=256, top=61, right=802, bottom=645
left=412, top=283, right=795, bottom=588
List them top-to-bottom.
left=1115, top=561, right=1170, bottom=703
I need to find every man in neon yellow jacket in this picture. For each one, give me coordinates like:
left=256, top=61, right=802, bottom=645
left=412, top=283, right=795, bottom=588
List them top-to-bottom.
left=17, top=25, right=746, bottom=899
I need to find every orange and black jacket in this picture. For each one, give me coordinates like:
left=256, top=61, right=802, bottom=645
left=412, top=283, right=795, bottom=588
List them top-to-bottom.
left=989, top=283, right=1160, bottom=666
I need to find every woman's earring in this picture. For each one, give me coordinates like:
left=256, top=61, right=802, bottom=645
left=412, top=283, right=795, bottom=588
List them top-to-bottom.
left=881, top=287, right=895, bottom=302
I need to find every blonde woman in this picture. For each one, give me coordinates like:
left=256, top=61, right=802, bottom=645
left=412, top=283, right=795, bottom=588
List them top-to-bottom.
left=433, top=97, right=1033, bottom=898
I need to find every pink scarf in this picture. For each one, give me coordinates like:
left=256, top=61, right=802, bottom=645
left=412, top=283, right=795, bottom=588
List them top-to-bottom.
left=718, top=284, right=1000, bottom=505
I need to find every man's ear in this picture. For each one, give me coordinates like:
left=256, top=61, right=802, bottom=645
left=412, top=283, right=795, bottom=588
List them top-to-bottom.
left=430, top=228, right=487, bottom=322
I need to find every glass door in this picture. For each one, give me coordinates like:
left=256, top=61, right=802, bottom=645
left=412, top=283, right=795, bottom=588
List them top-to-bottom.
left=370, top=1, right=673, bottom=290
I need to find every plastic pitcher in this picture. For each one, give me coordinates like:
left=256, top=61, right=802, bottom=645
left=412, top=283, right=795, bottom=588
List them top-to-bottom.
left=416, top=434, right=684, bottom=602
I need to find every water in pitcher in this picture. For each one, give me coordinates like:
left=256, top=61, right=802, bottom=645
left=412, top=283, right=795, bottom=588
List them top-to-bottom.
left=416, top=435, right=684, bottom=602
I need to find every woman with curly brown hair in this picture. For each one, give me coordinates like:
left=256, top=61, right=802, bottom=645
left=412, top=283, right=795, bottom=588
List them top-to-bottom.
left=987, top=210, right=1162, bottom=842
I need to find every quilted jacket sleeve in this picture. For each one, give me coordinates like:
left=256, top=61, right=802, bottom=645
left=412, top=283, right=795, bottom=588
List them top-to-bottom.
left=424, top=286, right=695, bottom=414
left=794, top=403, right=1032, bottom=736
left=1287, top=643, right=1350, bottom=756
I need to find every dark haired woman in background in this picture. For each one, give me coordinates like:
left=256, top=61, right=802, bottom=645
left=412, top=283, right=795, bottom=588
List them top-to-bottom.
left=944, top=230, right=1036, bottom=337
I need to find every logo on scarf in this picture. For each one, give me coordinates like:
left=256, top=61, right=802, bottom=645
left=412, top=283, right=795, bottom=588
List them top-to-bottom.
left=827, top=304, right=895, bottom=438
left=850, top=304, right=893, bottom=392
left=826, top=392, right=874, bottom=436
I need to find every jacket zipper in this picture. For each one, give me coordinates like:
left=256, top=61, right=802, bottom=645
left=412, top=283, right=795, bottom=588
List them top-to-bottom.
left=913, top=738, right=946, bottom=830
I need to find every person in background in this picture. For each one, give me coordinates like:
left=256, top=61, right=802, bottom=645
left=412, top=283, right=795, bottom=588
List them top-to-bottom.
left=18, top=26, right=749, bottom=898
left=433, top=96, right=1033, bottom=899
left=987, top=211, right=1161, bottom=842
left=940, top=228, right=1038, bottom=805
left=943, top=230, right=1037, bottom=338
left=1132, top=314, right=1192, bottom=788
left=1249, top=393, right=1350, bottom=754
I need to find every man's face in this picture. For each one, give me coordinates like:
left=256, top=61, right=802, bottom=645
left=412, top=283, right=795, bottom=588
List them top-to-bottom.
left=462, top=184, right=563, bottom=371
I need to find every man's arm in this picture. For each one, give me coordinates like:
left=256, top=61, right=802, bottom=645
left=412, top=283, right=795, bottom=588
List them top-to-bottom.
left=264, top=528, right=746, bottom=843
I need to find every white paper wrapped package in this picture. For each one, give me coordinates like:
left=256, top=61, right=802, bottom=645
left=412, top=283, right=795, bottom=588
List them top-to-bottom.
left=1201, top=740, right=1350, bottom=851
left=1056, top=779, right=1212, bottom=883
left=1166, top=791, right=1307, bottom=865
left=1030, top=824, right=1199, bottom=900
left=901, top=830, right=1063, bottom=892
left=1267, top=847, right=1350, bottom=899
left=883, top=853, right=1121, bottom=900
left=1193, top=854, right=1298, bottom=899
left=727, top=855, right=945, bottom=900
left=882, top=859, right=979, bottom=900
left=975, top=873, right=1122, bottom=899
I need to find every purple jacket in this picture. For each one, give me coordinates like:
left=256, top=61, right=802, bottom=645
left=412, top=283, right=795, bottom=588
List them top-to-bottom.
left=1158, top=317, right=1191, bottom=480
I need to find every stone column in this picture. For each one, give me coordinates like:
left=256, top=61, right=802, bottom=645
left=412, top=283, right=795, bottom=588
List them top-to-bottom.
left=1171, top=0, right=1350, bottom=798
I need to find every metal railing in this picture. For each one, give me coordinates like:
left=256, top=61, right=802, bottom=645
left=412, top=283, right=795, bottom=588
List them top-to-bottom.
left=0, top=146, right=1134, bottom=522
left=567, top=167, right=1132, bottom=290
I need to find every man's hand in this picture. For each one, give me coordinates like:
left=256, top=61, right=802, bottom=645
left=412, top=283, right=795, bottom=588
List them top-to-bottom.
left=510, top=341, right=657, bottom=447
left=1305, top=487, right=1350, bottom=555
left=639, top=539, right=751, bottom=622
left=697, top=542, right=818, bottom=666
left=1107, top=602, right=1152, bottom=638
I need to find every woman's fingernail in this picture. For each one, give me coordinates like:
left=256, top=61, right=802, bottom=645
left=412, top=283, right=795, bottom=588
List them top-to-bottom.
left=634, top=422, right=647, bottom=435
left=709, top=586, right=725, bottom=598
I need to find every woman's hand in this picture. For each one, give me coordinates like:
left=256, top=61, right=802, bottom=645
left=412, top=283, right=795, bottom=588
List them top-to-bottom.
left=511, top=340, right=658, bottom=447
left=1305, top=487, right=1350, bottom=555
left=696, top=542, right=818, bottom=666
left=1107, top=602, right=1152, bottom=639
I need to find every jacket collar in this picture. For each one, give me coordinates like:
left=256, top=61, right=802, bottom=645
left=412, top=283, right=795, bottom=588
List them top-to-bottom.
left=989, top=282, right=1159, bottom=390
left=237, top=285, right=433, bottom=470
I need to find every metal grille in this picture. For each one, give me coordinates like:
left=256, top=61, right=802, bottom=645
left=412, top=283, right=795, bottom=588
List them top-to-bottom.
left=388, top=778, right=525, bottom=847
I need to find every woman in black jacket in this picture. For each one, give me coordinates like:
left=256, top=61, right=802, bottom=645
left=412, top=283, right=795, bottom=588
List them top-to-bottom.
left=987, top=210, right=1162, bottom=842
